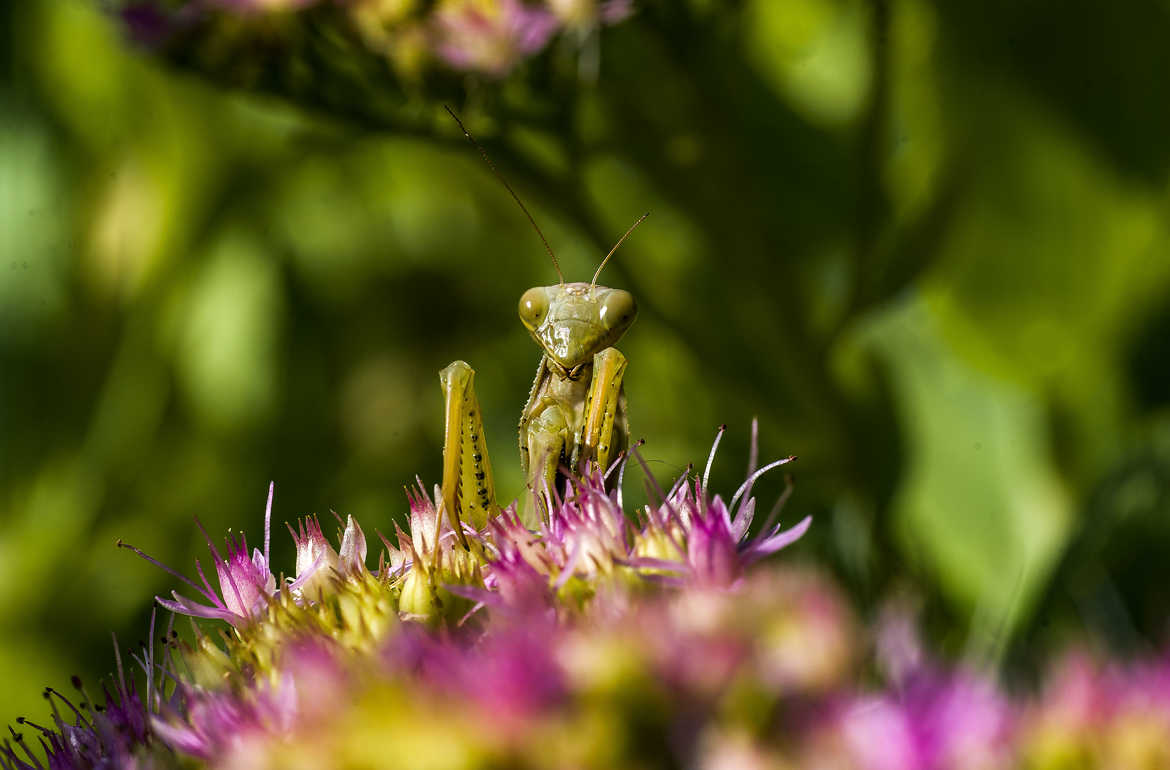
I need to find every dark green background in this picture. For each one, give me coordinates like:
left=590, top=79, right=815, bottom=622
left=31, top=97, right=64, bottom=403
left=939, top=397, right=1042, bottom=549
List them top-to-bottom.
left=3, top=0, right=1170, bottom=728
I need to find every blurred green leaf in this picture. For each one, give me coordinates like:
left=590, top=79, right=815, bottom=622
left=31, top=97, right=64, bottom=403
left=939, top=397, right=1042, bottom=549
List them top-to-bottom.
left=859, top=297, right=1071, bottom=642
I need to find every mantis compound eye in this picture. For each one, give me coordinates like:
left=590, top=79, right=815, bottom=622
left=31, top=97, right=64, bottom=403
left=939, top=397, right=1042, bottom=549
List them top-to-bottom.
left=518, top=287, right=549, bottom=330
left=599, top=289, right=637, bottom=332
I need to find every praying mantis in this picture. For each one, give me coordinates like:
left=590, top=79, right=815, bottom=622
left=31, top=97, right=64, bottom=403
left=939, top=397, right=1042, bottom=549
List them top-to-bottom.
left=439, top=109, right=646, bottom=545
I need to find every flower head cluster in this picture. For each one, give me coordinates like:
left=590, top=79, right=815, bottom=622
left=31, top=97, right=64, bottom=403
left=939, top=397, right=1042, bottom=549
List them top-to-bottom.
left=111, top=0, right=633, bottom=80
left=10, top=427, right=1170, bottom=769
left=1, top=614, right=173, bottom=770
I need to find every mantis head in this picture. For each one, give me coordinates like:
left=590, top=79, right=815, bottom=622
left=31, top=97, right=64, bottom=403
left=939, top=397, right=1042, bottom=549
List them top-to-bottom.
left=441, top=107, right=645, bottom=371
left=515, top=209, right=647, bottom=371
left=519, top=283, right=637, bottom=370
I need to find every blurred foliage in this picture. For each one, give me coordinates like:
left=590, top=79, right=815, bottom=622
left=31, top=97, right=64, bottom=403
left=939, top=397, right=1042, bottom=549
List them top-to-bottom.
left=3, top=0, right=1170, bottom=733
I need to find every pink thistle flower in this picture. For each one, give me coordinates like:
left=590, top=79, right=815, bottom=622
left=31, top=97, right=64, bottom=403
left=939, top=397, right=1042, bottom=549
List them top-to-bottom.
left=432, top=0, right=560, bottom=77
left=462, top=425, right=811, bottom=613
left=636, top=425, right=811, bottom=587
left=544, top=468, right=632, bottom=580
left=447, top=474, right=638, bottom=618
left=121, top=484, right=281, bottom=626
left=683, top=494, right=745, bottom=587
left=488, top=505, right=556, bottom=575
left=454, top=508, right=556, bottom=613
left=209, top=528, right=277, bottom=619
left=639, top=595, right=751, bottom=699
left=850, top=600, right=1014, bottom=768
left=407, top=623, right=567, bottom=733
left=149, top=635, right=353, bottom=765
left=152, top=636, right=352, bottom=765
left=277, top=638, right=353, bottom=723
left=1018, top=651, right=1170, bottom=766
left=1026, top=652, right=1107, bottom=732
left=1100, top=656, right=1170, bottom=766
left=899, top=669, right=1014, bottom=769
left=152, top=675, right=297, bottom=762
left=808, top=695, right=920, bottom=770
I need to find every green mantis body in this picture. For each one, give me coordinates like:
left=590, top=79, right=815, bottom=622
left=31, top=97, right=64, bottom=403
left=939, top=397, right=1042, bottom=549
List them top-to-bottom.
left=438, top=108, right=642, bottom=544
left=439, top=280, right=637, bottom=542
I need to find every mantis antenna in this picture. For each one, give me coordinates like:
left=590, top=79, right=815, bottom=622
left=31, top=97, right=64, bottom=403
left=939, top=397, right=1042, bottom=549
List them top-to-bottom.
left=443, top=106, right=565, bottom=285
left=591, top=212, right=650, bottom=290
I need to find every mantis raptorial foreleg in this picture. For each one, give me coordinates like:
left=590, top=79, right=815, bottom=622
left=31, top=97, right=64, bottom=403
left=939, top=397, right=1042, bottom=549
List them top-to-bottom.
left=578, top=347, right=628, bottom=474
left=439, top=361, right=499, bottom=548
left=522, top=398, right=570, bottom=525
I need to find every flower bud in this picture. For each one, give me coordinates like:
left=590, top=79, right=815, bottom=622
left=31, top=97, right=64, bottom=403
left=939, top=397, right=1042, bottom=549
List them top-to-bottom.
left=290, top=515, right=340, bottom=601
left=399, top=564, right=440, bottom=623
